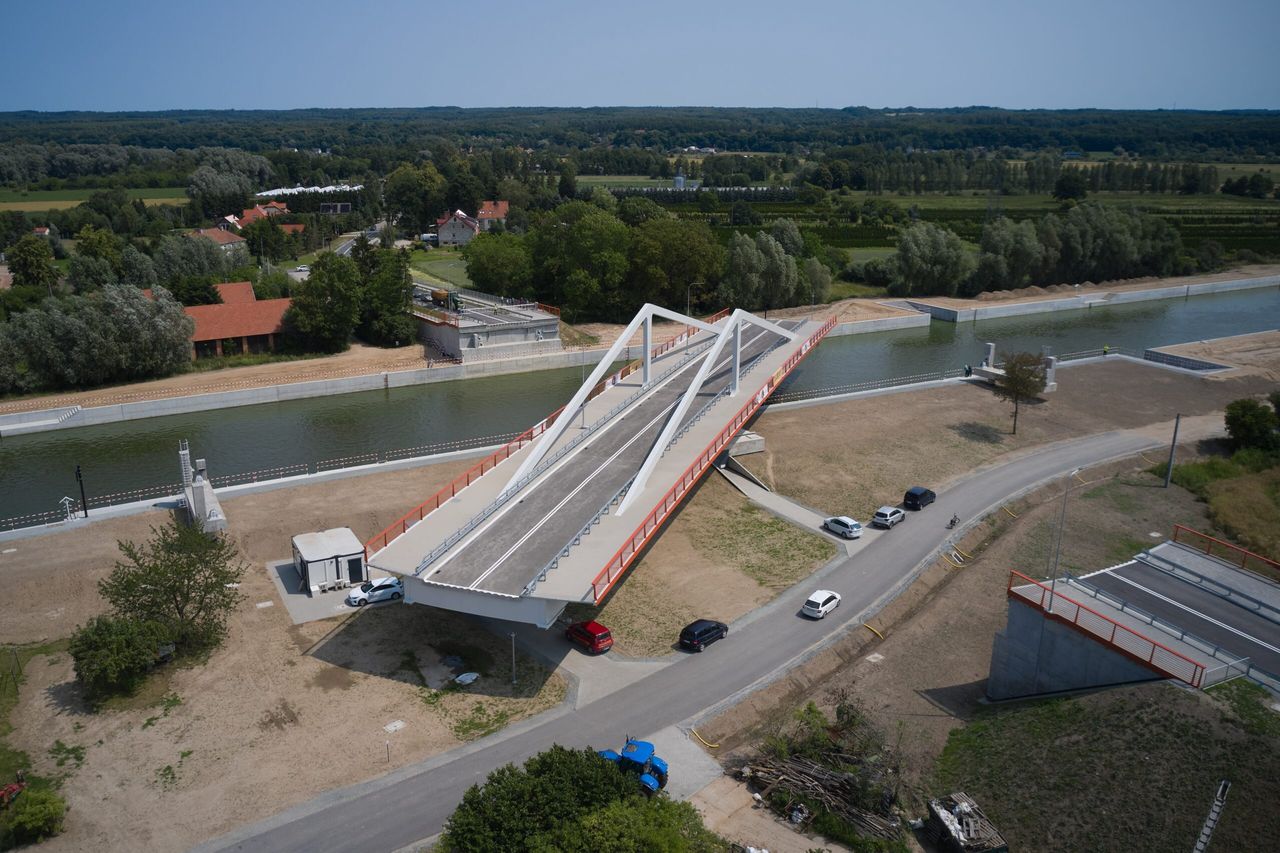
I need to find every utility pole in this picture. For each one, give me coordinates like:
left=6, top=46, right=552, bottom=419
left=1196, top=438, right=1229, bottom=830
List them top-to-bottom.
left=1164, top=413, right=1181, bottom=488
left=1046, top=467, right=1081, bottom=614
left=509, top=632, right=517, bottom=685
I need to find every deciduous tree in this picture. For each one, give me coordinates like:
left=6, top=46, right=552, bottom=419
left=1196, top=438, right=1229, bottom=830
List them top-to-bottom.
left=6, top=234, right=59, bottom=294
left=285, top=252, right=361, bottom=352
left=992, top=351, right=1047, bottom=434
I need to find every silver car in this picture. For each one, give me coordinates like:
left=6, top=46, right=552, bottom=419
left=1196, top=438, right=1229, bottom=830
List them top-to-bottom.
left=871, top=506, right=905, bottom=528
left=823, top=516, right=863, bottom=539
left=346, top=576, right=403, bottom=607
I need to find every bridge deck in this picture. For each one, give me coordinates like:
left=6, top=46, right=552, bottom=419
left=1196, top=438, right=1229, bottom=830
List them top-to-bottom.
left=368, top=316, right=825, bottom=608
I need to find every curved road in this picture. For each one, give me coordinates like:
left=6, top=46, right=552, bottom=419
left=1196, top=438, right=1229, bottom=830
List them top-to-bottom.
left=199, top=427, right=1161, bottom=853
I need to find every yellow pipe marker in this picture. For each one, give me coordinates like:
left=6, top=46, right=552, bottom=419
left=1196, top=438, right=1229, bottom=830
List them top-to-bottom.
left=1001, top=505, right=1019, bottom=519
left=954, top=545, right=973, bottom=560
left=942, top=554, right=964, bottom=569
left=864, top=623, right=884, bottom=640
left=690, top=728, right=719, bottom=749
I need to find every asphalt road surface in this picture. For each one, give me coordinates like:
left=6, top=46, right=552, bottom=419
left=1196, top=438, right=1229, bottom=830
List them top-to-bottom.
left=426, top=321, right=794, bottom=594
left=198, top=428, right=1158, bottom=853
left=1088, top=562, right=1280, bottom=675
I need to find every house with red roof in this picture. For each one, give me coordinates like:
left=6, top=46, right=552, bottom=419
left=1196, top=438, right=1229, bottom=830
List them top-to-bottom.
left=477, top=200, right=509, bottom=232
left=436, top=210, right=481, bottom=246
left=190, top=228, right=247, bottom=254
left=145, top=282, right=290, bottom=359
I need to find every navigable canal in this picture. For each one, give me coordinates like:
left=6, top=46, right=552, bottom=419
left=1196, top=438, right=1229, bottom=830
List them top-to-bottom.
left=2, top=286, right=1277, bottom=521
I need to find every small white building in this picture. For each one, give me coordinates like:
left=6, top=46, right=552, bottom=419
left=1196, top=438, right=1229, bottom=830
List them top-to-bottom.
left=291, top=528, right=366, bottom=594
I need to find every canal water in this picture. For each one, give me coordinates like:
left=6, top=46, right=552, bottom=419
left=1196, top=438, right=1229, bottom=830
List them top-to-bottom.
left=1, top=286, right=1277, bottom=520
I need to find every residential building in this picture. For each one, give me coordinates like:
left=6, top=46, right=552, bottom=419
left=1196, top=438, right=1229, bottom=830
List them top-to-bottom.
left=477, top=200, right=509, bottom=232
left=437, top=210, right=481, bottom=246
left=32, top=226, right=51, bottom=238
left=190, top=228, right=247, bottom=254
left=144, top=281, right=291, bottom=359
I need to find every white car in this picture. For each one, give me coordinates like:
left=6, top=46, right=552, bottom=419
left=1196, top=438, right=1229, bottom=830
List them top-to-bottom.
left=295, top=264, right=310, bottom=272
left=872, top=506, right=906, bottom=529
left=823, top=516, right=863, bottom=539
left=346, top=576, right=403, bottom=607
left=802, top=589, right=841, bottom=619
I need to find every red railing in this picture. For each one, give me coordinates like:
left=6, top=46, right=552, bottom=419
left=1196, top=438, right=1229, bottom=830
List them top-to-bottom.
left=536, top=302, right=561, bottom=317
left=364, top=307, right=737, bottom=559
left=589, top=315, right=837, bottom=601
left=1172, top=524, right=1280, bottom=580
left=1006, top=570, right=1206, bottom=688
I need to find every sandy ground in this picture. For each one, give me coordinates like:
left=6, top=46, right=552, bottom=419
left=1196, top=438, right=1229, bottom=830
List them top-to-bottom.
left=921, top=263, right=1280, bottom=306
left=1160, top=329, right=1280, bottom=381
left=3, top=335, right=1276, bottom=850
left=742, top=357, right=1279, bottom=524
left=2, top=459, right=569, bottom=853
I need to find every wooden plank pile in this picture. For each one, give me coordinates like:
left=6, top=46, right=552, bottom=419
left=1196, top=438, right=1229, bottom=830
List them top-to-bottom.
left=736, top=756, right=900, bottom=840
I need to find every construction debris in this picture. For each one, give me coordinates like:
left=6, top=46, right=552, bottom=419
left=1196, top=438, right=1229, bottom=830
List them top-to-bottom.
left=736, top=757, right=900, bottom=840
left=925, top=792, right=1008, bottom=853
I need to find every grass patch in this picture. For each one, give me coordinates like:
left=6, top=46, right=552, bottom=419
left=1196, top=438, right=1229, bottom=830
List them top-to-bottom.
left=408, top=248, right=473, bottom=289
left=827, top=280, right=889, bottom=301
left=559, top=322, right=600, bottom=348
left=186, top=351, right=329, bottom=373
left=1205, top=465, right=1280, bottom=566
left=1080, top=478, right=1141, bottom=514
left=686, top=500, right=835, bottom=590
left=0, top=640, right=69, bottom=786
left=1208, top=679, right=1280, bottom=738
left=936, top=683, right=1280, bottom=852
left=450, top=701, right=511, bottom=741
left=46, top=741, right=84, bottom=771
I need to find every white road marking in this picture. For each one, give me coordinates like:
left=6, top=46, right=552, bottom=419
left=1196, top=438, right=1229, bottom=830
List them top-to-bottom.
left=1109, top=571, right=1280, bottom=655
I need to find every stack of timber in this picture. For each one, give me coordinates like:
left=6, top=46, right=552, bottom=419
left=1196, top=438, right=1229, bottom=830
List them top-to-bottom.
left=736, top=756, right=900, bottom=840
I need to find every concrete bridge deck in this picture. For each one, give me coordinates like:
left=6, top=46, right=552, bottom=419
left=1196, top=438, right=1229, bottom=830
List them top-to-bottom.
left=366, top=309, right=833, bottom=625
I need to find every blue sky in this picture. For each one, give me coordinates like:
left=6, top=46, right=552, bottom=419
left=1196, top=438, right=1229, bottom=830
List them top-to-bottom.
left=4, top=0, right=1278, bottom=112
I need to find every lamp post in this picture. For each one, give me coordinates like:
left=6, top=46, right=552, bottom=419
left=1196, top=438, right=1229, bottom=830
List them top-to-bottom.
left=74, top=465, right=88, bottom=519
left=1046, top=466, right=1081, bottom=614
left=509, top=631, right=517, bottom=686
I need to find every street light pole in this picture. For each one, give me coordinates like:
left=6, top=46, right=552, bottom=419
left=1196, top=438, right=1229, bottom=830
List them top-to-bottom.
left=75, top=465, right=88, bottom=519
left=1046, top=466, right=1081, bottom=614
left=509, top=631, right=517, bottom=685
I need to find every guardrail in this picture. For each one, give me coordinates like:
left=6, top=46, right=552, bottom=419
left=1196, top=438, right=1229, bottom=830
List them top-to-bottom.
left=588, top=315, right=837, bottom=602
left=1172, top=525, right=1280, bottom=581
left=1136, top=550, right=1280, bottom=626
left=1007, top=570, right=1206, bottom=688
left=1062, top=572, right=1280, bottom=690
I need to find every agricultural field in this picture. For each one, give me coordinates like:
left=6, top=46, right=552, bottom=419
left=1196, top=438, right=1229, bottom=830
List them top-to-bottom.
left=577, top=174, right=670, bottom=189
left=0, top=186, right=187, bottom=211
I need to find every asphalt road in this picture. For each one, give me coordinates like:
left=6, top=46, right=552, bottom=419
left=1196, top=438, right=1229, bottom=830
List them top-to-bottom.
left=426, top=321, right=794, bottom=594
left=198, top=428, right=1158, bottom=853
left=1089, top=563, right=1280, bottom=675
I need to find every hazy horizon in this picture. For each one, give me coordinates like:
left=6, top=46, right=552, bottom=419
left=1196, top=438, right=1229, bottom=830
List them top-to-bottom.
left=3, top=0, right=1278, bottom=113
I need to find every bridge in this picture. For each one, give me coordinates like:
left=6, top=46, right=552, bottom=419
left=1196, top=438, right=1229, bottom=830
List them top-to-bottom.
left=364, top=304, right=836, bottom=626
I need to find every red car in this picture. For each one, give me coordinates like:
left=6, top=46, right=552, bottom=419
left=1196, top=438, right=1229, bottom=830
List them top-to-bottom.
left=565, top=620, right=613, bottom=654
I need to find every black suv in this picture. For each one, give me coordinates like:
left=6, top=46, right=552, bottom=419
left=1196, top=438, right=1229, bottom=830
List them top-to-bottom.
left=903, top=486, right=936, bottom=510
left=679, top=619, right=728, bottom=652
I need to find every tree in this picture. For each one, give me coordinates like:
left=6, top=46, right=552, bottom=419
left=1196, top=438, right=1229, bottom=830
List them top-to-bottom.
left=557, top=162, right=578, bottom=199
left=385, top=163, right=449, bottom=235
left=186, top=165, right=253, bottom=219
left=1052, top=170, right=1088, bottom=202
left=617, top=196, right=668, bottom=227
left=729, top=200, right=761, bottom=226
left=626, top=218, right=723, bottom=311
left=769, top=218, right=804, bottom=256
left=892, top=222, right=974, bottom=297
left=75, top=225, right=123, bottom=271
left=719, top=231, right=765, bottom=309
left=755, top=231, right=798, bottom=312
left=463, top=232, right=532, bottom=298
left=6, top=234, right=59, bottom=295
left=119, top=244, right=157, bottom=288
left=358, top=249, right=416, bottom=347
left=284, top=252, right=361, bottom=352
left=67, top=254, right=117, bottom=292
left=801, top=256, right=832, bottom=305
left=991, top=351, right=1047, bottom=434
left=1224, top=398, right=1279, bottom=451
left=99, top=519, right=245, bottom=652
left=69, top=615, right=172, bottom=699
left=440, top=745, right=638, bottom=853
left=550, top=796, right=724, bottom=853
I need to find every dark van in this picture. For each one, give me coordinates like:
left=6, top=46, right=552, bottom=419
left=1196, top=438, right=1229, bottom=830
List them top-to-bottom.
left=904, top=486, right=936, bottom=510
left=679, top=619, right=728, bottom=652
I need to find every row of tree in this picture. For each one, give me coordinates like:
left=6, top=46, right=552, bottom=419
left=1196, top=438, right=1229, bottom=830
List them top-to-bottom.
left=866, top=203, right=1190, bottom=298
left=0, top=285, right=192, bottom=395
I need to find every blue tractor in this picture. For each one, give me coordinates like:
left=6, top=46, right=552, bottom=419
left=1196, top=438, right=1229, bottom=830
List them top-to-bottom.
left=599, top=737, right=669, bottom=794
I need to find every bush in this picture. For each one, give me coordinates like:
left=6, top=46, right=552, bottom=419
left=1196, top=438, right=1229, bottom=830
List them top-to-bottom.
left=1224, top=397, right=1279, bottom=451
left=1170, top=456, right=1243, bottom=498
left=69, top=615, right=171, bottom=700
left=2, top=788, right=67, bottom=845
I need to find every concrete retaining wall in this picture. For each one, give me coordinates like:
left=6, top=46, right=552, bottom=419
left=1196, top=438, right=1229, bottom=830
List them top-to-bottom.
left=912, top=273, right=1280, bottom=323
left=828, top=312, right=930, bottom=336
left=9, top=347, right=636, bottom=436
left=987, top=598, right=1164, bottom=700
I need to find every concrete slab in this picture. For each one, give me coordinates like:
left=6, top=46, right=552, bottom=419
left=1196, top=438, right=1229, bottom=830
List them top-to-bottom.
left=266, top=560, right=399, bottom=625
left=641, top=725, right=725, bottom=801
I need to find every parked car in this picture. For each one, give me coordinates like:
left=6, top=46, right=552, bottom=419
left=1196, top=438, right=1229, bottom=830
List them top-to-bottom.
left=295, top=264, right=309, bottom=273
left=904, top=486, right=936, bottom=510
left=872, top=506, right=906, bottom=528
left=822, top=516, right=863, bottom=539
left=345, top=576, right=403, bottom=607
left=801, top=589, right=842, bottom=619
left=679, top=619, right=728, bottom=652
left=565, top=620, right=614, bottom=654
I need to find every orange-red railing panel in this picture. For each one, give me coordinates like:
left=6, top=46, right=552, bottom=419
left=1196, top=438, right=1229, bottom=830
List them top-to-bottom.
left=589, top=315, right=837, bottom=602
left=1172, top=524, right=1280, bottom=578
left=1006, top=569, right=1206, bottom=687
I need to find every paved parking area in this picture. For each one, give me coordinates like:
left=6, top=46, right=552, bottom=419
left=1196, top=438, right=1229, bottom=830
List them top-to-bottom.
left=266, top=560, right=398, bottom=625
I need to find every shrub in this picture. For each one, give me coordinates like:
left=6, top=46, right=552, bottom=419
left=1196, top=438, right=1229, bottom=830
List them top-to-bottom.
left=1224, top=397, right=1279, bottom=452
left=1170, top=457, right=1243, bottom=498
left=69, top=615, right=171, bottom=700
left=2, top=788, right=67, bottom=845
